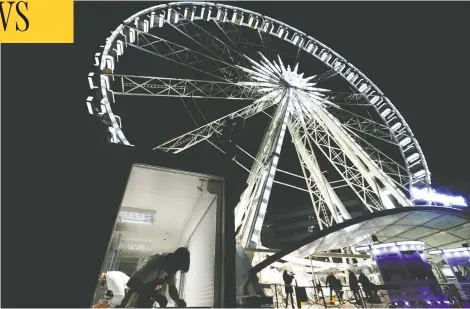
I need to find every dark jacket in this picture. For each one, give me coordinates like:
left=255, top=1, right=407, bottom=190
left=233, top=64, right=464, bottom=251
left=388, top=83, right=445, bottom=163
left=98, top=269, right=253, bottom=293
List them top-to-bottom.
left=129, top=253, right=177, bottom=292
left=283, top=271, right=294, bottom=285
left=349, top=272, right=359, bottom=289
left=359, top=273, right=371, bottom=289
left=326, top=275, right=336, bottom=288
left=332, top=277, right=342, bottom=290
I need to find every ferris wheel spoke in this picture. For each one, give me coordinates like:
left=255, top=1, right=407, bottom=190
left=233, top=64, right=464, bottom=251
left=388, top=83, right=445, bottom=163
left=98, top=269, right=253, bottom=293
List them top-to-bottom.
left=211, top=8, right=261, bottom=56
left=166, top=10, right=252, bottom=72
left=211, top=10, right=295, bottom=63
left=167, top=20, right=236, bottom=64
left=212, top=21, right=247, bottom=54
left=255, top=23, right=290, bottom=62
left=124, top=25, right=247, bottom=82
left=254, top=35, right=269, bottom=55
left=236, top=40, right=296, bottom=63
left=309, top=67, right=340, bottom=84
left=104, top=74, right=262, bottom=100
left=154, top=90, right=287, bottom=153
left=295, top=91, right=412, bottom=209
left=322, top=91, right=411, bottom=144
left=326, top=91, right=372, bottom=103
left=320, top=97, right=398, bottom=145
left=334, top=112, right=397, bottom=145
left=338, top=124, right=411, bottom=189
left=207, top=142, right=310, bottom=195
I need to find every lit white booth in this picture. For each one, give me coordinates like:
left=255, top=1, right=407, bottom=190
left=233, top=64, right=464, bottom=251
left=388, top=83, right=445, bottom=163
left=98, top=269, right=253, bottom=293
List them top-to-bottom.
left=92, top=164, right=228, bottom=307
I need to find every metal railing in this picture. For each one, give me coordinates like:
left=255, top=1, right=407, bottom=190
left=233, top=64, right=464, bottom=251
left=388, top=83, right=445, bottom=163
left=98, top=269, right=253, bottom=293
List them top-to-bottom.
left=259, top=282, right=469, bottom=308
left=261, top=283, right=370, bottom=308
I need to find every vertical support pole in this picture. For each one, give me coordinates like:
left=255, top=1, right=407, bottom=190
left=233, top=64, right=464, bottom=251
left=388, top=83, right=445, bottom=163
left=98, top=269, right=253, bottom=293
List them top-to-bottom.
left=238, top=89, right=292, bottom=249
left=109, top=233, right=123, bottom=271
left=309, top=255, right=319, bottom=304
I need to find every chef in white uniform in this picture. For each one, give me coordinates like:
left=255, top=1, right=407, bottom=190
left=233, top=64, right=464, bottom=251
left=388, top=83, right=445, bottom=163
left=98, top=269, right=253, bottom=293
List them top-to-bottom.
left=99, top=271, right=130, bottom=307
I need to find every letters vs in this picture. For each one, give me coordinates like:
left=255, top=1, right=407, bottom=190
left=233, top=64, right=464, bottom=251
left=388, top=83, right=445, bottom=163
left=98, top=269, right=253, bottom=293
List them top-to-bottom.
left=0, top=1, right=29, bottom=32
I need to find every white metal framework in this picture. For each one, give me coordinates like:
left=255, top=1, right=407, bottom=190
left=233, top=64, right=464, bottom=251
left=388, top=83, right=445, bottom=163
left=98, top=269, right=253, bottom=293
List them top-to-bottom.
left=87, top=2, right=432, bottom=251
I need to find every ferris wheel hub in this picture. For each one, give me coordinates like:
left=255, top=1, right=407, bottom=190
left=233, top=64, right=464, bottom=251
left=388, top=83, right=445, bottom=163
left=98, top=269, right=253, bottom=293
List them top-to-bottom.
left=238, top=53, right=331, bottom=101
left=280, top=63, right=309, bottom=89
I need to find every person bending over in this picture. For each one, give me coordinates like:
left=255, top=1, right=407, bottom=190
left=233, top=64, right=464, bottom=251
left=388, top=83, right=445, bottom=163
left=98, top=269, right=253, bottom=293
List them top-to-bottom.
left=119, top=247, right=190, bottom=308
left=94, top=271, right=130, bottom=308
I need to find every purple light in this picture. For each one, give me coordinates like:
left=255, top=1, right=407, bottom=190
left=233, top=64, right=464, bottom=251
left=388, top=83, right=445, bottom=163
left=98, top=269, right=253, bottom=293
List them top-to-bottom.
left=411, top=187, right=467, bottom=207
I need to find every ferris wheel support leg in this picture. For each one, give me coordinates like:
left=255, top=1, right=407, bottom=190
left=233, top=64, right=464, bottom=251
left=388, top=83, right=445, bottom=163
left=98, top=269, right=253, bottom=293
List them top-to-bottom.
left=235, top=89, right=292, bottom=249
left=308, top=101, right=412, bottom=208
left=296, top=115, right=385, bottom=213
left=289, top=117, right=352, bottom=230
left=291, top=122, right=354, bottom=262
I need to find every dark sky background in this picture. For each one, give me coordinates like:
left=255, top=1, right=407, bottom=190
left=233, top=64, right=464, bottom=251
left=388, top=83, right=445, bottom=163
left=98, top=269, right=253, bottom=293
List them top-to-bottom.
left=2, top=1, right=470, bottom=307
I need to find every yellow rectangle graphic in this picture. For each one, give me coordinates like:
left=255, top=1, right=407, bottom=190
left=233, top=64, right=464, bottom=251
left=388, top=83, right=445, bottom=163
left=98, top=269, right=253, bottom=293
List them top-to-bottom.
left=0, top=0, right=74, bottom=43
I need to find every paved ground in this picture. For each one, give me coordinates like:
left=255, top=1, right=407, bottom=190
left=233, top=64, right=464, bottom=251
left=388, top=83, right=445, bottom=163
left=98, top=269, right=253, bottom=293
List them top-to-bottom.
left=297, top=302, right=388, bottom=308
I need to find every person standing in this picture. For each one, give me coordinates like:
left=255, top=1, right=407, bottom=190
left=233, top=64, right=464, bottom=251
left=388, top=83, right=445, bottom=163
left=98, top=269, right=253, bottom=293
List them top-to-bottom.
left=283, top=270, right=296, bottom=308
left=348, top=270, right=361, bottom=303
left=325, top=272, right=337, bottom=301
left=358, top=272, right=372, bottom=301
left=332, top=277, right=343, bottom=303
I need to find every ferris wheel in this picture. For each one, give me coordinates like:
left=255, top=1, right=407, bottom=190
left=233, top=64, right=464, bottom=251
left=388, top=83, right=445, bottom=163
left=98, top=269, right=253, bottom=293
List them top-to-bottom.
left=86, top=2, right=432, bottom=250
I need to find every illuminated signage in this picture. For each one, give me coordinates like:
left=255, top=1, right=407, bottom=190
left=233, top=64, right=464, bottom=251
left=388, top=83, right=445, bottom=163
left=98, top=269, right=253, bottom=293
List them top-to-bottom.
left=411, top=187, right=467, bottom=207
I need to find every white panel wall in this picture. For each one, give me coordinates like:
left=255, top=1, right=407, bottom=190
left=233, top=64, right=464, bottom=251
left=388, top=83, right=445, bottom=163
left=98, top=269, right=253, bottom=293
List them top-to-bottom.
left=178, top=191, right=215, bottom=247
left=181, top=197, right=217, bottom=307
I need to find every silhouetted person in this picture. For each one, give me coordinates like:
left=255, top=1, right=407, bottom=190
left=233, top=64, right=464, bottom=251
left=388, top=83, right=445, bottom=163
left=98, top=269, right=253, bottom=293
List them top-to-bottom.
left=119, top=247, right=190, bottom=308
left=283, top=270, right=295, bottom=308
left=348, top=271, right=361, bottom=303
left=359, top=271, right=372, bottom=300
left=359, top=272, right=379, bottom=302
left=325, top=273, right=337, bottom=300
left=332, top=277, right=343, bottom=303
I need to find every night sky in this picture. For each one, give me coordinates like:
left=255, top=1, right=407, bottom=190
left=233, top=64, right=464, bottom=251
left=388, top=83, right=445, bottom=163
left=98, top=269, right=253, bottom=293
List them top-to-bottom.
left=2, top=1, right=470, bottom=307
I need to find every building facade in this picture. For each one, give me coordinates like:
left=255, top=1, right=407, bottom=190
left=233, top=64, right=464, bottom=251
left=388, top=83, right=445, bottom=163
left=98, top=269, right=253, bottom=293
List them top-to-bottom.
left=261, top=197, right=366, bottom=249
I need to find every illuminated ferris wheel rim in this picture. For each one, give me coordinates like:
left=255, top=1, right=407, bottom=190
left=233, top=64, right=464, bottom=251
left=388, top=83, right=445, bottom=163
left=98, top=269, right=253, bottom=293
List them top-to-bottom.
left=97, top=1, right=430, bottom=187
